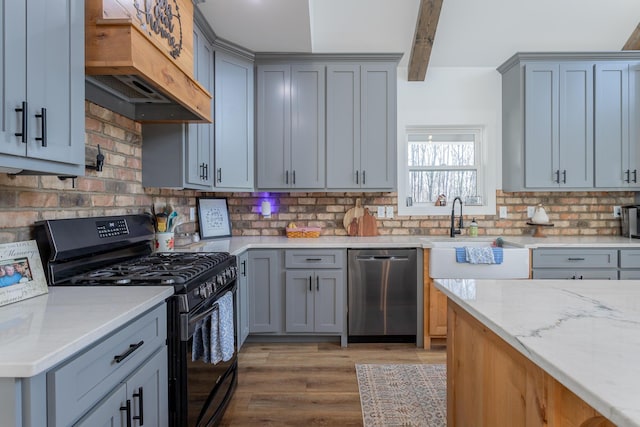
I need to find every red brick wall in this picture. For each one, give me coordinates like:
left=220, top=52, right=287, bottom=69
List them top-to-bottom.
left=0, top=102, right=633, bottom=243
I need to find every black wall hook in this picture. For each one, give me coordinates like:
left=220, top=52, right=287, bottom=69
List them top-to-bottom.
left=86, top=145, right=105, bottom=172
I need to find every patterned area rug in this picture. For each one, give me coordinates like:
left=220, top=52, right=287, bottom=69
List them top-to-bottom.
left=356, top=363, right=447, bottom=427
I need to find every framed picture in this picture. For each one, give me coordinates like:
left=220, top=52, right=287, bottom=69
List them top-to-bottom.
left=197, top=197, right=232, bottom=239
left=0, top=240, right=48, bottom=307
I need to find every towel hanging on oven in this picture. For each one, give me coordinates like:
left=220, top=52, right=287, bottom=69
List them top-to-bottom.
left=192, top=291, right=235, bottom=364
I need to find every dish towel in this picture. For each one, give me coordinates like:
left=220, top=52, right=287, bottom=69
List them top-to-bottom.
left=455, top=247, right=503, bottom=264
left=191, top=291, right=235, bottom=364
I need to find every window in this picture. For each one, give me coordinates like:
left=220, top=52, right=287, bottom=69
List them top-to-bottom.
left=398, top=125, right=495, bottom=216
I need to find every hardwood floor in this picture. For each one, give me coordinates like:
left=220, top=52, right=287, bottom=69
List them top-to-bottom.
left=219, top=341, right=446, bottom=426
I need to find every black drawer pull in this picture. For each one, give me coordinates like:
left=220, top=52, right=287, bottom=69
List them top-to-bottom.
left=14, top=101, right=27, bottom=143
left=35, top=108, right=47, bottom=147
left=217, top=167, right=222, bottom=183
left=625, top=169, right=631, bottom=183
left=285, top=170, right=289, bottom=184
left=355, top=170, right=359, bottom=184
left=362, top=170, right=366, bottom=185
left=567, top=257, right=586, bottom=261
left=305, top=258, right=322, bottom=262
left=241, top=260, right=247, bottom=276
left=309, top=275, right=312, bottom=292
left=316, top=275, right=319, bottom=291
left=114, top=340, right=144, bottom=363
left=133, top=387, right=144, bottom=425
left=120, top=399, right=132, bottom=427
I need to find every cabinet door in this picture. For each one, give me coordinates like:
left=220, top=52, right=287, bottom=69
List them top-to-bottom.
left=0, top=0, right=27, bottom=156
left=26, top=0, right=83, bottom=165
left=186, top=25, right=214, bottom=189
left=214, top=51, right=254, bottom=190
left=360, top=62, right=396, bottom=189
left=558, top=62, right=593, bottom=188
left=524, top=63, right=559, bottom=188
left=628, top=63, right=640, bottom=187
left=256, top=64, right=291, bottom=189
left=290, top=64, right=325, bottom=188
left=326, top=64, right=361, bottom=189
left=248, top=250, right=282, bottom=333
left=236, top=251, right=250, bottom=348
left=532, top=269, right=618, bottom=279
left=285, top=270, right=314, bottom=333
left=314, top=270, right=344, bottom=333
left=429, top=285, right=447, bottom=337
left=125, top=348, right=168, bottom=427
left=73, top=383, right=127, bottom=427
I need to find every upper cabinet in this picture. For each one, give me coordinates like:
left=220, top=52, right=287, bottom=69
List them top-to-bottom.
left=0, top=0, right=84, bottom=175
left=214, top=48, right=255, bottom=191
left=499, top=52, right=640, bottom=191
left=255, top=54, right=401, bottom=192
left=326, top=62, right=397, bottom=190
left=256, top=63, right=326, bottom=190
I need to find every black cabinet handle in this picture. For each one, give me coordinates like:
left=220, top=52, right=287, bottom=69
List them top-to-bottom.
left=14, top=101, right=27, bottom=143
left=35, top=108, right=47, bottom=147
left=199, top=163, right=206, bottom=180
left=204, top=163, right=209, bottom=180
left=217, top=168, right=222, bottom=183
left=625, top=169, right=630, bottom=183
left=285, top=170, right=289, bottom=184
left=292, top=170, right=296, bottom=185
left=355, top=170, right=359, bottom=184
left=362, top=170, right=366, bottom=185
left=554, top=170, right=560, bottom=183
left=562, top=170, right=566, bottom=184
left=634, top=170, right=638, bottom=184
left=567, top=257, right=586, bottom=261
left=305, top=258, right=322, bottom=262
left=241, top=260, right=247, bottom=276
left=309, top=275, right=312, bottom=292
left=316, top=275, right=319, bottom=291
left=571, top=275, right=576, bottom=280
left=114, top=340, right=144, bottom=363
left=133, top=387, right=144, bottom=425
left=120, top=399, right=132, bottom=427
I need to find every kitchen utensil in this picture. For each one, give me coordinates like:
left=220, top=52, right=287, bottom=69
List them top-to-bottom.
left=343, top=199, right=365, bottom=232
left=358, top=208, right=378, bottom=236
left=167, top=211, right=178, bottom=231
left=156, top=213, right=168, bottom=232
left=348, top=218, right=359, bottom=236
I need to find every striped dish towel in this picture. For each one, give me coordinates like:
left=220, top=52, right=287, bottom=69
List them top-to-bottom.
left=455, top=247, right=503, bottom=264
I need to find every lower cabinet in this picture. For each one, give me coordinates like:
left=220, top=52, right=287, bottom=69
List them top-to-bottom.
left=532, top=248, right=622, bottom=279
left=248, top=249, right=282, bottom=333
left=423, top=250, right=447, bottom=349
left=236, top=251, right=250, bottom=348
left=285, top=270, right=344, bottom=333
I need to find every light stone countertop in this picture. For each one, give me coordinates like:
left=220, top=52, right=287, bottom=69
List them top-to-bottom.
left=182, top=234, right=640, bottom=255
left=435, top=278, right=640, bottom=427
left=0, top=286, right=174, bottom=378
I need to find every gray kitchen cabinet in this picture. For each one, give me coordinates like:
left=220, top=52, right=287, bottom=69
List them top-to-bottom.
left=0, top=0, right=84, bottom=176
left=142, top=23, right=214, bottom=190
left=213, top=49, right=254, bottom=190
left=500, top=52, right=640, bottom=191
left=326, top=62, right=397, bottom=190
left=595, top=62, right=640, bottom=188
left=256, top=63, right=325, bottom=190
left=532, top=248, right=619, bottom=279
left=284, top=249, right=346, bottom=335
left=620, top=249, right=640, bottom=279
left=248, top=250, right=282, bottom=333
left=236, top=251, right=250, bottom=348
left=74, top=347, right=168, bottom=427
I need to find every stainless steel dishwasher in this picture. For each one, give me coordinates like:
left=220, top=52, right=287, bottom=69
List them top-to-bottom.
left=348, top=249, right=417, bottom=342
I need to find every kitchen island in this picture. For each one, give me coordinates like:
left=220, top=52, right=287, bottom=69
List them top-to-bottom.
left=435, top=278, right=640, bottom=426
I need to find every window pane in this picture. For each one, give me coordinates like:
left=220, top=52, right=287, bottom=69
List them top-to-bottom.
left=408, top=139, right=475, bottom=167
left=409, top=170, right=477, bottom=203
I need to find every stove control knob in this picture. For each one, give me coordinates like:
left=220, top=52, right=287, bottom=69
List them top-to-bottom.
left=217, top=274, right=225, bottom=285
left=206, top=282, right=213, bottom=297
left=197, top=284, right=207, bottom=299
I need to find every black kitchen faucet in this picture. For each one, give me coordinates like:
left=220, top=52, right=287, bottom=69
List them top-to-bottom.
left=450, top=197, right=463, bottom=237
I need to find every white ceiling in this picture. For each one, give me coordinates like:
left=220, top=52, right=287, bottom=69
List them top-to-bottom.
left=197, top=0, right=640, bottom=69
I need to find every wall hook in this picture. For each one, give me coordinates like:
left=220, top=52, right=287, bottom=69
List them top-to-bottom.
left=86, top=145, right=105, bottom=172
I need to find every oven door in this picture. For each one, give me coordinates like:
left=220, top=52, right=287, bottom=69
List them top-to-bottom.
left=174, top=282, right=238, bottom=427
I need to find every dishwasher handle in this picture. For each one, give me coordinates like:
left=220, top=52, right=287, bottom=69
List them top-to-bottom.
left=355, top=255, right=409, bottom=261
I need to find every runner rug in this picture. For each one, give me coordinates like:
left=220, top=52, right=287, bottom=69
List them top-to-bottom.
left=355, top=363, right=447, bottom=427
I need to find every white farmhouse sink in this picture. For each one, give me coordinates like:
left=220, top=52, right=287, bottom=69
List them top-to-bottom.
left=425, top=238, right=530, bottom=279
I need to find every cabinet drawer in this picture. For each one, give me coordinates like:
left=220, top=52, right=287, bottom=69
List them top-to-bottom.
left=285, top=249, right=345, bottom=269
left=532, top=249, right=618, bottom=268
left=620, top=249, right=640, bottom=268
left=532, top=269, right=618, bottom=280
left=620, top=270, right=640, bottom=279
left=48, top=304, right=167, bottom=426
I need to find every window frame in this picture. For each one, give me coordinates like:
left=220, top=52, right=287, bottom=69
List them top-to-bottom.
left=398, top=125, right=496, bottom=217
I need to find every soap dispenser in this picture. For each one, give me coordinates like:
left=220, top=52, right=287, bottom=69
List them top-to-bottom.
left=469, top=218, right=478, bottom=237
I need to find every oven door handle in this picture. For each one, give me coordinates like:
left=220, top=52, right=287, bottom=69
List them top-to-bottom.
left=182, top=283, right=237, bottom=341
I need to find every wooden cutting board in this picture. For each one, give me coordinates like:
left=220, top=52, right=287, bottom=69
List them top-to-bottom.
left=343, top=199, right=365, bottom=232
left=358, top=208, right=379, bottom=236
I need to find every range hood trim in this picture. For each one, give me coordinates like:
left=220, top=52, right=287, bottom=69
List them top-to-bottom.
left=85, top=1, right=212, bottom=123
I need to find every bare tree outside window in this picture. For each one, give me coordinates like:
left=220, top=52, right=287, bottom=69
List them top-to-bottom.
left=407, top=129, right=481, bottom=205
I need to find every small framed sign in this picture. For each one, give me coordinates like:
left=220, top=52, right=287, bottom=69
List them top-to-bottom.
left=197, top=197, right=232, bottom=239
left=0, top=240, right=48, bottom=307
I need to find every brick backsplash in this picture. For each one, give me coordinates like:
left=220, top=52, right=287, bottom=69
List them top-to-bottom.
left=0, top=102, right=634, bottom=243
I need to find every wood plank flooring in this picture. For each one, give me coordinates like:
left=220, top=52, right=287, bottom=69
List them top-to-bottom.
left=219, top=341, right=446, bottom=426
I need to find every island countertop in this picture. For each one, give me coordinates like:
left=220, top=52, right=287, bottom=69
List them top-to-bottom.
left=434, top=278, right=640, bottom=427
left=0, top=286, right=174, bottom=378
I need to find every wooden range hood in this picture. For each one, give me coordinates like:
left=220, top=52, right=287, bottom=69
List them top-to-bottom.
left=85, top=0, right=212, bottom=123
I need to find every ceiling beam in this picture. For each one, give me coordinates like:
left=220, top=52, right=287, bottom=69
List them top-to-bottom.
left=408, top=0, right=444, bottom=81
left=623, top=22, right=640, bottom=50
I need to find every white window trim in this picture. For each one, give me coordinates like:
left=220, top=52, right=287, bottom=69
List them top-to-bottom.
left=398, top=124, right=496, bottom=217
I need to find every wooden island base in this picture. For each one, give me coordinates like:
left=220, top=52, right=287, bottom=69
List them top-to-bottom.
left=447, top=300, right=615, bottom=427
